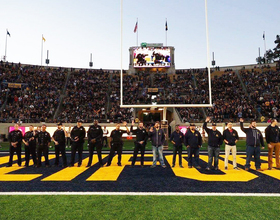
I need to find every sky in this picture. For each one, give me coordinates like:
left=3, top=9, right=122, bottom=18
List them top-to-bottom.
left=0, top=0, right=279, bottom=70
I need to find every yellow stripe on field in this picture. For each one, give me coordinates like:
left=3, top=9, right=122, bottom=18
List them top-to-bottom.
left=86, top=154, right=133, bottom=181
left=0, top=155, right=27, bottom=165
left=42, top=155, right=107, bottom=181
left=0, top=156, right=15, bottom=165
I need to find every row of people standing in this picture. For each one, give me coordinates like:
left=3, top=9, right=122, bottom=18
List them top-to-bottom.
left=170, top=117, right=280, bottom=171
left=203, top=117, right=280, bottom=171
left=7, top=119, right=280, bottom=170
left=7, top=120, right=111, bottom=168
left=7, top=120, right=169, bottom=168
left=8, top=124, right=52, bottom=167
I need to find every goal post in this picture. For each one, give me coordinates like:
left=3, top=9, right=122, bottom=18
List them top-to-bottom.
left=119, top=0, right=213, bottom=109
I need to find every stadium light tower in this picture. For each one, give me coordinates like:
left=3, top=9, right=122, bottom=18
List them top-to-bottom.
left=45, top=50, right=50, bottom=66
left=212, top=52, right=216, bottom=69
left=89, top=53, right=93, bottom=68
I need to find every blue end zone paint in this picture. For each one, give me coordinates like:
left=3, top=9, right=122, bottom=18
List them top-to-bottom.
left=0, top=153, right=279, bottom=193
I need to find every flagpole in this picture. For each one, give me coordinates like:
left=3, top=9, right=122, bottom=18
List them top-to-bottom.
left=136, top=18, right=138, bottom=47
left=165, top=18, right=167, bottom=46
left=4, top=30, right=8, bottom=62
left=263, top=31, right=267, bottom=64
left=41, top=34, right=43, bottom=66
left=258, top=47, right=261, bottom=69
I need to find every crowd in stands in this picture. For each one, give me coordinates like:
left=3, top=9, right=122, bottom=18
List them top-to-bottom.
left=0, top=60, right=279, bottom=123
left=0, top=62, right=66, bottom=123
left=240, top=68, right=280, bottom=120
left=57, top=69, right=109, bottom=123
left=175, top=70, right=209, bottom=122
left=123, top=71, right=209, bottom=105
left=205, top=71, right=256, bottom=122
left=123, top=72, right=152, bottom=105
left=109, top=73, right=134, bottom=122
left=0, top=88, right=7, bottom=109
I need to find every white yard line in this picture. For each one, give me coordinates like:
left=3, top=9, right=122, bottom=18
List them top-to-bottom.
left=0, top=192, right=279, bottom=196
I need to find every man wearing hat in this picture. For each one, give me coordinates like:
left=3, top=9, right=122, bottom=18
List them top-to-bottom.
left=203, top=117, right=223, bottom=170
left=70, top=119, right=86, bottom=167
left=87, top=120, right=103, bottom=167
left=52, top=122, right=67, bottom=167
left=184, top=123, right=202, bottom=168
left=170, top=124, right=184, bottom=168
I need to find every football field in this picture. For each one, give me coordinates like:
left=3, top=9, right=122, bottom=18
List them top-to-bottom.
left=1, top=152, right=280, bottom=219
left=1, top=195, right=280, bottom=220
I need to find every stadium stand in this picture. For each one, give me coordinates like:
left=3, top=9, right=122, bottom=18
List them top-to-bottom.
left=0, top=61, right=279, bottom=123
left=0, top=62, right=66, bottom=123
left=240, top=68, right=280, bottom=120
left=57, top=69, right=109, bottom=123
left=205, top=70, right=255, bottom=122
left=108, top=73, right=134, bottom=122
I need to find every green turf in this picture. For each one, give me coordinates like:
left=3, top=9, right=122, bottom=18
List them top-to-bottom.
left=0, top=139, right=268, bottom=152
left=0, top=195, right=279, bottom=220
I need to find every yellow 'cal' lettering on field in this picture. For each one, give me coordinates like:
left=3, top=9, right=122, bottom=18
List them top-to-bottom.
left=0, top=155, right=55, bottom=181
left=166, top=155, right=258, bottom=182
left=229, top=155, right=280, bottom=181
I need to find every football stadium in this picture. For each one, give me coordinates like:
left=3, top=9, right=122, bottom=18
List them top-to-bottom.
left=1, top=0, right=280, bottom=219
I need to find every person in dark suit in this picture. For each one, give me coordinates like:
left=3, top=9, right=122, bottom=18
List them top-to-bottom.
left=203, top=117, right=223, bottom=170
left=240, top=118, right=264, bottom=171
left=69, top=119, right=86, bottom=167
left=87, top=120, right=103, bottom=167
left=130, top=120, right=148, bottom=167
left=52, top=122, right=67, bottom=167
left=106, top=122, right=129, bottom=166
left=7, top=123, right=23, bottom=167
left=184, top=123, right=202, bottom=169
left=36, top=124, right=51, bottom=167
left=22, top=125, right=37, bottom=167
left=170, top=125, right=184, bottom=168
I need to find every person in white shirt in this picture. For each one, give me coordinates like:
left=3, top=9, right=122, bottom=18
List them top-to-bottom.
left=102, top=126, right=109, bottom=148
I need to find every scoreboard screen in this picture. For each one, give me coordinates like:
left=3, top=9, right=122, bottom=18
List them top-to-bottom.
left=133, top=47, right=171, bottom=68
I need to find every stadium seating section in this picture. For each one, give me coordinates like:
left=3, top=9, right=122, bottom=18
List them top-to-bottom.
left=0, top=61, right=279, bottom=123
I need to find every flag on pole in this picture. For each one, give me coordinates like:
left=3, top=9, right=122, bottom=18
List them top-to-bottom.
left=134, top=21, right=138, bottom=33
left=165, top=21, right=168, bottom=31
left=7, top=30, right=11, bottom=37
left=263, top=32, right=265, bottom=40
left=42, top=36, right=46, bottom=42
